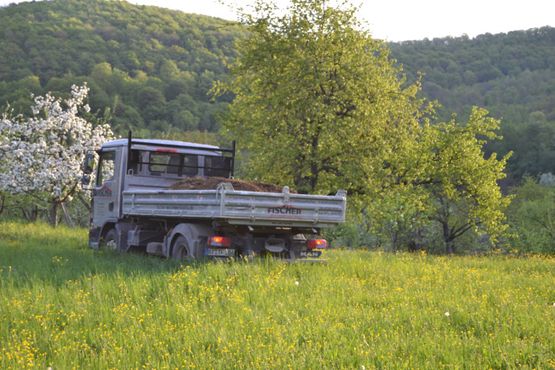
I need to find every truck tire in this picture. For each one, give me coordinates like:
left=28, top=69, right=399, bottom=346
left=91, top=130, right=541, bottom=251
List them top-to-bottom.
left=100, top=229, right=118, bottom=251
left=171, top=236, right=194, bottom=260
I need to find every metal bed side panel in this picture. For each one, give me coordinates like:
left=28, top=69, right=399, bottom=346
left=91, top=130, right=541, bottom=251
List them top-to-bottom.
left=122, top=189, right=346, bottom=226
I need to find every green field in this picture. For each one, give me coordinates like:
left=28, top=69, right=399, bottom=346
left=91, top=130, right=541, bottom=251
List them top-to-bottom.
left=0, top=222, right=554, bottom=369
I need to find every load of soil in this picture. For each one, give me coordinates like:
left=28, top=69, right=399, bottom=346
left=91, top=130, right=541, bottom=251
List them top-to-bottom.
left=170, top=176, right=289, bottom=193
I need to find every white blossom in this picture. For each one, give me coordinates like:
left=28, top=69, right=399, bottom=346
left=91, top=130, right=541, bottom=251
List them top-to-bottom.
left=0, top=84, right=113, bottom=203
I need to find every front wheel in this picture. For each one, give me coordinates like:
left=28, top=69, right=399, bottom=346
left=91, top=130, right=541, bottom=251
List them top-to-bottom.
left=100, top=229, right=118, bottom=251
left=171, top=236, right=195, bottom=260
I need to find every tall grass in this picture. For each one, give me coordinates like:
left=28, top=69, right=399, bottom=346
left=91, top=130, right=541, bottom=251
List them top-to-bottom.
left=1, top=222, right=554, bottom=369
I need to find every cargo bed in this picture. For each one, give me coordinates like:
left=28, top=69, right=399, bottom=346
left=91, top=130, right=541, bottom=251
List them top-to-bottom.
left=122, top=184, right=346, bottom=228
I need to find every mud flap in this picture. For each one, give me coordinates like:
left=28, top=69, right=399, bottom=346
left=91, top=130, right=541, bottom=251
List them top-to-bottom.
left=89, top=227, right=101, bottom=249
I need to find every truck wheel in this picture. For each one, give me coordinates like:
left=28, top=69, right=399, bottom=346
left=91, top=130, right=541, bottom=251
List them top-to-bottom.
left=100, top=229, right=118, bottom=251
left=171, top=236, right=194, bottom=260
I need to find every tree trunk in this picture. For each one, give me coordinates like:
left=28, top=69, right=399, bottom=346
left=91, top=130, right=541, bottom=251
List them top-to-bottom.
left=49, top=201, right=59, bottom=227
left=61, top=202, right=75, bottom=228
left=21, top=206, right=39, bottom=222
left=442, top=221, right=454, bottom=254
left=408, top=228, right=423, bottom=252
left=391, top=230, right=399, bottom=252
left=408, top=240, right=418, bottom=252
left=445, top=240, right=455, bottom=254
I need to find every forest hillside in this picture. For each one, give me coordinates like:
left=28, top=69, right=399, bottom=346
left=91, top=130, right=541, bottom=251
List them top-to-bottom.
left=0, top=0, right=554, bottom=179
left=0, top=0, right=242, bottom=133
left=390, top=28, right=555, bottom=179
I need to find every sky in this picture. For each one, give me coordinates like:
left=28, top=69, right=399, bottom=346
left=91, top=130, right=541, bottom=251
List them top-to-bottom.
left=0, top=0, right=553, bottom=41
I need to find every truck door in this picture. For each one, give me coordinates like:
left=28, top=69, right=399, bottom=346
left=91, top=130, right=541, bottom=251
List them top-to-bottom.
left=92, top=149, right=121, bottom=227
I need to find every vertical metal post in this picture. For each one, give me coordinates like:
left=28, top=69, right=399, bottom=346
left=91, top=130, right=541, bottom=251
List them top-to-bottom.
left=127, top=130, right=132, bottom=173
left=231, top=140, right=236, bottom=178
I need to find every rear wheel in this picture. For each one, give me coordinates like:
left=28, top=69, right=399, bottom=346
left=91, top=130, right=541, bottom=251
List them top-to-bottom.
left=100, top=229, right=118, bottom=251
left=171, top=236, right=194, bottom=260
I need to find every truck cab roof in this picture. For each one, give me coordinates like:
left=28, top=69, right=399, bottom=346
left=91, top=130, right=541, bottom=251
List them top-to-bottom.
left=101, top=138, right=224, bottom=156
left=102, top=138, right=220, bottom=150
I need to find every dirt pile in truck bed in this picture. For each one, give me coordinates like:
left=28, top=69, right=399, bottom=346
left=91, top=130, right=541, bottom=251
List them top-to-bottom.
left=170, top=177, right=290, bottom=193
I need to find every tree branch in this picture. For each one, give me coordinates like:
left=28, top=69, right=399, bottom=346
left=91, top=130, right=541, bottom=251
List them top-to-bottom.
left=59, top=182, right=80, bottom=204
left=77, top=193, right=91, bottom=211
left=451, top=224, right=473, bottom=239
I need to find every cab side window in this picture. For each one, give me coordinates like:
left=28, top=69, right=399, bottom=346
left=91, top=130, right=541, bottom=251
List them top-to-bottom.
left=128, top=150, right=142, bottom=174
left=96, top=151, right=115, bottom=186
left=148, top=152, right=198, bottom=177
left=149, top=153, right=180, bottom=175
left=183, top=155, right=198, bottom=176
left=205, top=156, right=232, bottom=178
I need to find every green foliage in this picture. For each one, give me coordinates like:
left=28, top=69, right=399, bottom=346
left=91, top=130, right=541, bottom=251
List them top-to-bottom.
left=0, top=0, right=244, bottom=134
left=0, top=0, right=525, bottom=252
left=1, top=0, right=552, bottom=181
left=217, top=0, right=429, bottom=195
left=218, top=0, right=510, bottom=253
left=390, top=28, right=555, bottom=181
left=390, top=28, right=555, bottom=122
left=348, top=108, right=511, bottom=253
left=421, top=108, right=511, bottom=252
left=488, top=119, right=555, bottom=180
left=508, top=179, right=555, bottom=253
left=362, top=185, right=431, bottom=252
left=0, top=191, right=92, bottom=227
left=323, top=212, right=378, bottom=249
left=1, top=222, right=554, bottom=368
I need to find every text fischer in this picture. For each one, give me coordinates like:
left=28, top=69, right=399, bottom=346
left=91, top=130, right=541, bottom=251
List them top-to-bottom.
left=268, top=207, right=302, bottom=215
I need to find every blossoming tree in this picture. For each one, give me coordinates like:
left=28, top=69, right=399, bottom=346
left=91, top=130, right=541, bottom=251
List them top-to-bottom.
left=0, top=84, right=113, bottom=226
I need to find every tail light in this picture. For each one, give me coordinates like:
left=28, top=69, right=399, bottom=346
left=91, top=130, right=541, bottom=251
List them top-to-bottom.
left=208, top=235, right=232, bottom=248
left=307, top=239, right=327, bottom=250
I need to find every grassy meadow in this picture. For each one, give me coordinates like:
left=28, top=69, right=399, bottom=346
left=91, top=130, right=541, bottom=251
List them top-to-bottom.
left=0, top=222, right=554, bottom=369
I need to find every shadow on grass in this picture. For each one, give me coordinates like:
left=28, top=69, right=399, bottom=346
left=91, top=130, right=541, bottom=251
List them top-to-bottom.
left=0, top=222, right=286, bottom=288
left=0, top=227, right=204, bottom=288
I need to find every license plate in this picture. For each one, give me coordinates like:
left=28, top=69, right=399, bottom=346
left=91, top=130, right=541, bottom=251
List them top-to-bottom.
left=205, top=248, right=236, bottom=257
left=300, top=250, right=322, bottom=258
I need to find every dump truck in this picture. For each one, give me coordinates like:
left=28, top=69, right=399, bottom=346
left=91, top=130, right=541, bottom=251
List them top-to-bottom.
left=82, top=135, right=347, bottom=260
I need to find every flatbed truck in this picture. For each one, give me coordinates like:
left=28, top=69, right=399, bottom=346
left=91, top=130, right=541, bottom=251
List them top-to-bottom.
left=83, top=135, right=346, bottom=260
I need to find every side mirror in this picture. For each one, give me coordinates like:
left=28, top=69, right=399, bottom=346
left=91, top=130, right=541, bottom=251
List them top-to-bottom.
left=83, top=152, right=95, bottom=175
left=81, top=174, right=91, bottom=186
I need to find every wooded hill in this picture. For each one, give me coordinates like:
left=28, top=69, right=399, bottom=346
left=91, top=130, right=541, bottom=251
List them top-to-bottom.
left=0, top=0, right=554, bottom=179
left=0, top=0, right=243, bottom=133
left=390, top=28, right=555, bottom=180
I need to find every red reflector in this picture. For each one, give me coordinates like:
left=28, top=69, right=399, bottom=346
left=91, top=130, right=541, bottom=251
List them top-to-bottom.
left=209, top=236, right=232, bottom=248
left=307, top=239, right=327, bottom=250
